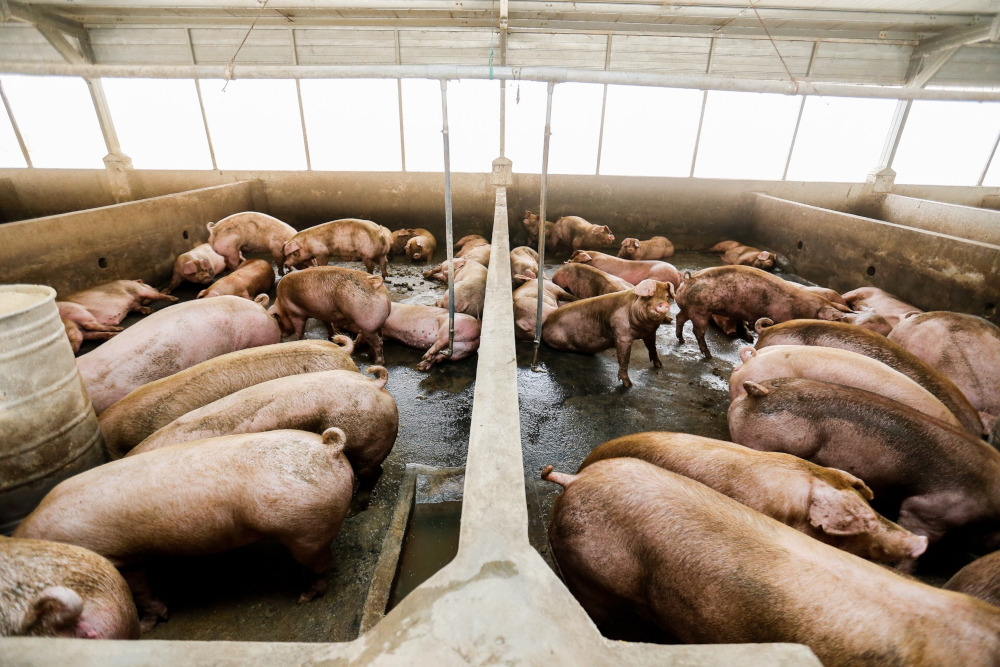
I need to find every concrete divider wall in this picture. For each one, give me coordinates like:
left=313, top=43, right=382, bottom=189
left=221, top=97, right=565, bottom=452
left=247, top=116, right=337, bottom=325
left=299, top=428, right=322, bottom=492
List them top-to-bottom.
left=0, top=182, right=256, bottom=296
left=750, top=194, right=1000, bottom=324
left=874, top=194, right=1000, bottom=246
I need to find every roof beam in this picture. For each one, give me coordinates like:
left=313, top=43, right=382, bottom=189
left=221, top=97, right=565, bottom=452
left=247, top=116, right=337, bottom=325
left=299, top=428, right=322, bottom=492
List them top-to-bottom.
left=6, top=1, right=88, bottom=40
left=912, top=14, right=1000, bottom=58
left=906, top=46, right=960, bottom=89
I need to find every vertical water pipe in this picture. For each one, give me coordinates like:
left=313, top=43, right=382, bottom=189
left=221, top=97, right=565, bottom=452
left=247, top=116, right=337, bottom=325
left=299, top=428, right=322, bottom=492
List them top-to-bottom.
left=440, top=79, right=455, bottom=356
left=531, top=81, right=555, bottom=370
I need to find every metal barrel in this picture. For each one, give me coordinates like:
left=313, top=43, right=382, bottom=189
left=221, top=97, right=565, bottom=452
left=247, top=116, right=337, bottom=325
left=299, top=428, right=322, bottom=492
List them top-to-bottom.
left=0, top=284, right=106, bottom=533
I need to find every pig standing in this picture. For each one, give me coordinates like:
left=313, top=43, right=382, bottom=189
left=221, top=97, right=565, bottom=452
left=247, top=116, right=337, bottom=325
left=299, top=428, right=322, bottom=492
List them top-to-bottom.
left=207, top=211, right=296, bottom=274
left=522, top=211, right=555, bottom=252
left=549, top=216, right=615, bottom=254
left=283, top=218, right=392, bottom=277
left=404, top=229, right=437, bottom=262
left=617, top=236, right=674, bottom=260
left=708, top=240, right=777, bottom=270
left=163, top=243, right=227, bottom=294
left=510, top=246, right=539, bottom=284
left=567, top=250, right=681, bottom=290
left=196, top=258, right=274, bottom=300
left=551, top=263, right=632, bottom=299
left=675, top=265, right=877, bottom=359
left=270, top=266, right=390, bottom=363
left=512, top=277, right=577, bottom=341
left=542, top=279, right=673, bottom=388
left=62, top=280, right=177, bottom=326
left=842, top=287, right=922, bottom=330
left=78, top=295, right=280, bottom=414
left=57, top=301, right=121, bottom=354
left=381, top=302, right=480, bottom=370
left=888, top=311, right=1000, bottom=434
left=754, top=318, right=984, bottom=437
left=99, top=338, right=358, bottom=458
left=732, top=345, right=966, bottom=433
left=130, top=368, right=397, bottom=484
left=728, top=376, right=1000, bottom=564
left=14, top=428, right=355, bottom=631
left=580, top=433, right=927, bottom=562
left=543, top=457, right=1000, bottom=664
left=0, top=537, right=139, bottom=639
left=944, top=551, right=1000, bottom=607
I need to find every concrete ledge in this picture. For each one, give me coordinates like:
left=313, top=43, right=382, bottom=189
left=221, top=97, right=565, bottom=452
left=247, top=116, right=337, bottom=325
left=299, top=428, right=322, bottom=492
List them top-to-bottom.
left=876, top=194, right=1000, bottom=246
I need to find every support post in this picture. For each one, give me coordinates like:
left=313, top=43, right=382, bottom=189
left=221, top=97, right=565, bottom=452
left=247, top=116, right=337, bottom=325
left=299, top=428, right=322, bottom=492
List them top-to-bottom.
left=187, top=28, right=217, bottom=170
left=395, top=28, right=406, bottom=171
left=289, top=29, right=311, bottom=170
left=689, top=37, right=716, bottom=177
left=782, top=41, right=819, bottom=181
left=440, top=79, right=455, bottom=357
left=0, top=80, right=31, bottom=167
left=531, top=81, right=555, bottom=371
left=867, top=99, right=911, bottom=193
left=979, top=126, right=1000, bottom=187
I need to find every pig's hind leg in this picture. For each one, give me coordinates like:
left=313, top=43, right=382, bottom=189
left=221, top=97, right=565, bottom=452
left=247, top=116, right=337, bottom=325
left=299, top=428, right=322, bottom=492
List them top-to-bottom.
left=642, top=334, right=662, bottom=369
left=281, top=536, right=334, bottom=603
left=121, top=567, right=168, bottom=633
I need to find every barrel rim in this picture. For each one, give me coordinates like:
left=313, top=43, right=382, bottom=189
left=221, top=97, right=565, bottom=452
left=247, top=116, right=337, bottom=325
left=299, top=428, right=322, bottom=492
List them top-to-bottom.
left=0, top=284, right=56, bottom=321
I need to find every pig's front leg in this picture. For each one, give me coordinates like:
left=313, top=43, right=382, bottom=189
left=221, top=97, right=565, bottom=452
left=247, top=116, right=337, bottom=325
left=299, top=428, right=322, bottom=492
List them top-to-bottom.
left=615, top=334, right=634, bottom=388
left=643, top=334, right=662, bottom=369
left=281, top=537, right=333, bottom=603
left=122, top=567, right=168, bottom=633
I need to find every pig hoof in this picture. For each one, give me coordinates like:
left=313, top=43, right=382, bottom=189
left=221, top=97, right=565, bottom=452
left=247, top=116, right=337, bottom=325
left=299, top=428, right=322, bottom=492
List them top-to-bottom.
left=652, top=359, right=662, bottom=369
left=619, top=377, right=633, bottom=389
left=298, top=579, right=328, bottom=603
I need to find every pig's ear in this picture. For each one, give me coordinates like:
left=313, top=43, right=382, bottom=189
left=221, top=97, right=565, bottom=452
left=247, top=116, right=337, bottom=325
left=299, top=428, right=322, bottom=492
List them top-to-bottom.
left=600, top=226, right=611, bottom=234
left=283, top=240, right=300, bottom=255
left=574, top=251, right=592, bottom=262
left=757, top=251, right=770, bottom=262
left=182, top=261, right=197, bottom=276
left=523, top=268, right=537, bottom=279
left=633, top=280, right=656, bottom=297
left=665, top=282, right=676, bottom=299
left=196, top=289, right=207, bottom=299
left=254, top=294, right=269, bottom=307
left=817, top=306, right=847, bottom=321
left=743, top=381, right=769, bottom=397
left=808, top=481, right=878, bottom=536
left=21, top=587, right=84, bottom=637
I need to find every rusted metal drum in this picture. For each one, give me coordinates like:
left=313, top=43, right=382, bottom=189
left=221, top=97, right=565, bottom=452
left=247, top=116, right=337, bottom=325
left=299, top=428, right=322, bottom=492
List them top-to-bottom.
left=0, top=284, right=106, bottom=533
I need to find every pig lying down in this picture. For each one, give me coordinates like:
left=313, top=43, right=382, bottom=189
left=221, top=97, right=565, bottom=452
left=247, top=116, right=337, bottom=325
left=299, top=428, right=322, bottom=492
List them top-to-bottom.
left=207, top=211, right=296, bottom=274
left=455, top=234, right=491, bottom=267
left=618, top=236, right=674, bottom=261
left=707, top=240, right=778, bottom=271
left=163, top=243, right=227, bottom=294
left=510, top=246, right=539, bottom=284
left=567, top=250, right=681, bottom=291
left=196, top=258, right=274, bottom=300
left=551, top=263, right=632, bottom=299
left=512, top=277, right=577, bottom=341
left=61, top=279, right=177, bottom=326
left=842, top=286, right=922, bottom=330
left=58, top=301, right=121, bottom=354
left=381, top=302, right=480, bottom=370
left=99, top=338, right=358, bottom=458
left=15, top=428, right=355, bottom=632
left=579, top=432, right=926, bottom=562
left=543, top=457, right=1000, bottom=664
left=0, top=536, right=139, bottom=639
left=944, top=550, right=1000, bottom=607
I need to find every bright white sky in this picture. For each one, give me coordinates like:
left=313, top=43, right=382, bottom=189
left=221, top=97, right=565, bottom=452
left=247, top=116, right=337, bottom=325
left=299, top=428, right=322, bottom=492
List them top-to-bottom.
left=0, top=74, right=997, bottom=186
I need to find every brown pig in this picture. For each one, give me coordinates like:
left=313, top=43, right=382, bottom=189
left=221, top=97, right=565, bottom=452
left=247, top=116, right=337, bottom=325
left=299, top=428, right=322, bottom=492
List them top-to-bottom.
left=206, top=211, right=296, bottom=274
left=522, top=211, right=556, bottom=252
left=549, top=216, right=615, bottom=254
left=283, top=218, right=391, bottom=277
left=389, top=228, right=417, bottom=256
left=404, top=229, right=437, bottom=262
left=455, top=234, right=491, bottom=267
left=617, top=236, right=674, bottom=260
left=708, top=239, right=777, bottom=271
left=163, top=243, right=228, bottom=294
left=510, top=246, right=539, bottom=285
left=567, top=250, right=682, bottom=290
left=196, top=258, right=274, bottom=300
left=428, top=258, right=488, bottom=319
left=551, top=263, right=632, bottom=299
left=675, top=265, right=876, bottom=359
left=269, top=266, right=390, bottom=363
left=512, top=277, right=577, bottom=341
left=542, top=279, right=673, bottom=388
left=62, top=280, right=177, bottom=326
left=797, top=284, right=848, bottom=307
left=842, top=286, right=922, bottom=330
left=77, top=295, right=281, bottom=414
left=57, top=301, right=121, bottom=354
left=381, top=302, right=480, bottom=370
left=888, top=311, right=1000, bottom=434
left=755, top=318, right=985, bottom=437
left=99, top=338, right=358, bottom=458
left=731, top=345, right=965, bottom=432
left=130, top=368, right=397, bottom=483
left=728, top=377, right=1000, bottom=564
left=14, top=428, right=354, bottom=632
left=580, top=432, right=927, bottom=563
left=543, top=457, right=1000, bottom=664
left=0, top=537, right=139, bottom=639
left=944, top=551, right=1000, bottom=607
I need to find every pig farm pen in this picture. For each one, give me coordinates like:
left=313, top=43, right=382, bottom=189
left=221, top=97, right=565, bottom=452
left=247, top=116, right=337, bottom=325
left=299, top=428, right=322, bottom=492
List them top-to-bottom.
left=2, top=2, right=1000, bottom=665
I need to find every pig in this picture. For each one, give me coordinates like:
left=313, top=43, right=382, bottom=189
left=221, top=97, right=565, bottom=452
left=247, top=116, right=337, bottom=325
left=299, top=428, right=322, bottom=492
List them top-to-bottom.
left=206, top=211, right=296, bottom=274
left=522, top=211, right=556, bottom=252
left=549, top=216, right=615, bottom=254
left=283, top=218, right=392, bottom=277
left=389, top=228, right=417, bottom=256
left=404, top=229, right=437, bottom=262
left=455, top=234, right=491, bottom=267
left=617, top=236, right=674, bottom=260
left=708, top=240, right=777, bottom=271
left=163, top=243, right=227, bottom=294
left=510, top=246, right=539, bottom=285
left=567, top=250, right=682, bottom=290
left=196, top=258, right=274, bottom=300
left=427, top=258, right=488, bottom=319
left=551, top=263, right=632, bottom=300
left=675, top=265, right=877, bottom=359
left=269, top=266, right=390, bottom=363
left=512, top=277, right=578, bottom=341
left=542, top=279, right=673, bottom=388
left=62, top=280, right=177, bottom=326
left=797, top=284, right=848, bottom=307
left=842, top=287, right=922, bottom=330
left=77, top=295, right=280, bottom=414
left=57, top=301, right=121, bottom=354
left=381, top=302, right=480, bottom=370
left=888, top=311, right=1000, bottom=434
left=754, top=318, right=985, bottom=437
left=99, top=338, right=358, bottom=458
left=732, top=345, right=966, bottom=432
left=130, top=368, right=396, bottom=483
left=728, top=376, right=1000, bottom=565
left=992, top=417, right=1000, bottom=449
left=14, top=428, right=354, bottom=632
left=579, top=432, right=927, bottom=562
left=543, top=457, right=1000, bottom=664
left=0, top=537, right=139, bottom=639
left=944, top=551, right=1000, bottom=607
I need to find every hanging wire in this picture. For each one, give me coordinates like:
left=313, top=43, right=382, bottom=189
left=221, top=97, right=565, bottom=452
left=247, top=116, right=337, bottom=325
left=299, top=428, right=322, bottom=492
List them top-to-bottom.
left=223, top=0, right=270, bottom=91
left=747, top=0, right=800, bottom=94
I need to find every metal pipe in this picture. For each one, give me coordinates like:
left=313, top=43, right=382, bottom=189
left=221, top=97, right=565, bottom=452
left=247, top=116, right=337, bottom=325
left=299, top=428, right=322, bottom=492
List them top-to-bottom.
left=187, top=28, right=217, bottom=170
left=3, top=62, right=1000, bottom=101
left=440, top=79, right=455, bottom=358
left=0, top=80, right=31, bottom=167
left=531, top=81, right=555, bottom=371
left=689, top=90, right=707, bottom=177
left=979, top=126, right=1000, bottom=187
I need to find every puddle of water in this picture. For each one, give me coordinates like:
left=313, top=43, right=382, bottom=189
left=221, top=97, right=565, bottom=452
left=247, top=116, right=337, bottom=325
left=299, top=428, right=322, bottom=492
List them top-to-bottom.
left=387, top=500, right=462, bottom=609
